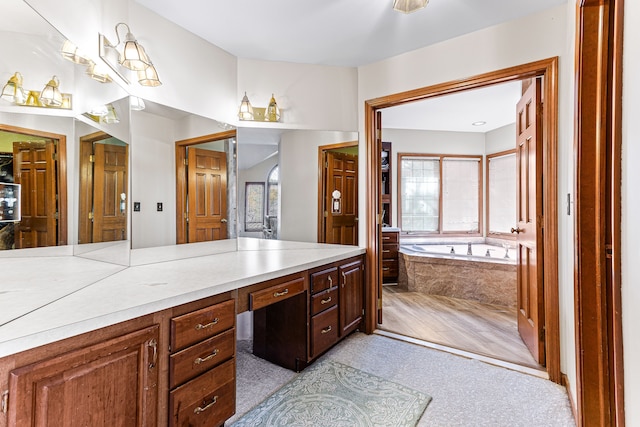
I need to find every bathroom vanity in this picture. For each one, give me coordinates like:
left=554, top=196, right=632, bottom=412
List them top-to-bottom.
left=0, top=240, right=365, bottom=427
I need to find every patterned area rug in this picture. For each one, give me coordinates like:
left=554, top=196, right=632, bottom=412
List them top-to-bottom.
left=230, top=360, right=431, bottom=426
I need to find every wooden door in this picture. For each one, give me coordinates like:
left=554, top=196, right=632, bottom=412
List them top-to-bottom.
left=514, top=78, right=545, bottom=364
left=376, top=110, right=384, bottom=324
left=12, top=141, right=56, bottom=248
left=92, top=143, right=128, bottom=242
left=187, top=148, right=227, bottom=242
left=324, top=151, right=358, bottom=245
left=339, top=257, right=364, bottom=336
left=7, top=325, right=159, bottom=427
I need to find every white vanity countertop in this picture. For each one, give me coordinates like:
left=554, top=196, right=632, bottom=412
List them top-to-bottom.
left=0, top=240, right=365, bottom=358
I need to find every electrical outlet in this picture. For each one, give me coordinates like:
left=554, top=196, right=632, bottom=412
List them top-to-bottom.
left=133, top=202, right=141, bottom=212
left=157, top=202, right=163, bottom=212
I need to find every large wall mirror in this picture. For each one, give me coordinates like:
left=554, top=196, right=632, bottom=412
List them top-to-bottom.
left=128, top=99, right=237, bottom=265
left=237, top=128, right=359, bottom=250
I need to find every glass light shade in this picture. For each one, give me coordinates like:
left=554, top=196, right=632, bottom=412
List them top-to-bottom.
left=393, top=0, right=429, bottom=13
left=120, top=38, right=151, bottom=71
left=60, top=40, right=91, bottom=65
left=86, top=61, right=112, bottom=83
left=137, top=63, right=162, bottom=87
left=1, top=72, right=27, bottom=104
left=39, top=76, right=63, bottom=107
left=238, top=92, right=254, bottom=120
left=265, top=94, right=280, bottom=122
left=130, top=96, right=146, bottom=111
left=88, top=104, right=109, bottom=117
left=103, top=104, right=119, bottom=124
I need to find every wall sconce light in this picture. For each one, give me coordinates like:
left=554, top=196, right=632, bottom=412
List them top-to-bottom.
left=393, top=0, right=429, bottom=13
left=99, top=22, right=161, bottom=87
left=60, top=40, right=91, bottom=65
left=85, top=61, right=113, bottom=83
left=137, top=61, right=161, bottom=87
left=1, top=72, right=71, bottom=109
left=1, top=72, right=26, bottom=104
left=39, top=76, right=63, bottom=107
left=238, top=92, right=254, bottom=120
left=238, top=92, right=282, bottom=122
left=266, top=94, right=280, bottom=122
left=130, top=96, right=146, bottom=111
left=84, top=103, right=119, bottom=124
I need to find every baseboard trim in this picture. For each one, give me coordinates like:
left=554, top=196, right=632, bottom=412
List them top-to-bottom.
left=562, top=373, right=579, bottom=425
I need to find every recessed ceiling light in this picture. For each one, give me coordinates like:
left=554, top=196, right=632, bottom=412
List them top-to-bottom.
left=472, top=121, right=486, bottom=126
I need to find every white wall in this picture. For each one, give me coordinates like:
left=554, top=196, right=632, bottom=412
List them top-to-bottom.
left=622, top=0, right=640, bottom=423
left=357, top=3, right=578, bottom=403
left=237, top=59, right=358, bottom=132
left=130, top=111, right=176, bottom=249
left=485, top=123, right=516, bottom=154
left=279, top=130, right=358, bottom=242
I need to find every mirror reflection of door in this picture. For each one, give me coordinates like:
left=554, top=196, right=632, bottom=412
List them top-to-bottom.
left=0, top=125, right=67, bottom=250
left=175, top=130, right=236, bottom=245
left=78, top=131, right=128, bottom=244
left=318, top=143, right=358, bottom=245
left=187, top=147, right=227, bottom=242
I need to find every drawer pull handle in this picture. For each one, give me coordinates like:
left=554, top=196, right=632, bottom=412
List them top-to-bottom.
left=383, top=236, right=390, bottom=240
left=382, top=249, right=390, bottom=253
left=383, top=267, right=390, bottom=271
left=341, top=271, right=347, bottom=287
left=328, top=276, right=333, bottom=286
left=273, top=289, right=289, bottom=297
left=321, top=297, right=332, bottom=305
left=195, top=318, right=219, bottom=331
left=321, top=326, right=332, bottom=334
left=194, top=349, right=219, bottom=365
left=194, top=396, right=218, bottom=414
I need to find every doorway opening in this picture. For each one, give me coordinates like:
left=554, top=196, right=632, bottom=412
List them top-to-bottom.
left=364, top=57, right=561, bottom=383
left=317, top=140, right=359, bottom=245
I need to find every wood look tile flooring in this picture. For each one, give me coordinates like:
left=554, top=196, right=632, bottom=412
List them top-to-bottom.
left=379, top=285, right=542, bottom=370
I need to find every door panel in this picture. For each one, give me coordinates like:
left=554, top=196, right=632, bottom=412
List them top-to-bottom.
left=515, top=78, right=545, bottom=365
left=376, top=110, right=383, bottom=324
left=12, top=141, right=56, bottom=248
left=92, top=143, right=128, bottom=242
left=187, top=148, right=227, bottom=243
left=325, top=152, right=358, bottom=245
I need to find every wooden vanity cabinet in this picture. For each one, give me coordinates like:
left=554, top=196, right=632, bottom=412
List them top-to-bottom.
left=382, top=228, right=399, bottom=283
left=338, top=257, right=364, bottom=336
left=309, top=266, right=340, bottom=359
left=168, top=299, right=236, bottom=427
left=5, top=326, right=160, bottom=427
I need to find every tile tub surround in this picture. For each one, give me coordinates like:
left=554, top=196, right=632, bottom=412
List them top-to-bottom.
left=398, top=251, right=516, bottom=307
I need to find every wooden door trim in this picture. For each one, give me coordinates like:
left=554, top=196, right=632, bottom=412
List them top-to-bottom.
left=574, top=0, right=624, bottom=425
left=364, top=57, right=560, bottom=383
left=0, top=124, right=67, bottom=246
left=175, top=129, right=236, bottom=244
left=317, top=140, right=358, bottom=243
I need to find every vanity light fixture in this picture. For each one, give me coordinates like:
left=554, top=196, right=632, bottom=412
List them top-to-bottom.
left=393, top=0, right=429, bottom=13
left=114, top=22, right=151, bottom=71
left=60, top=40, right=91, bottom=65
left=86, top=61, right=113, bottom=83
left=137, top=61, right=162, bottom=87
left=1, top=72, right=26, bottom=104
left=1, top=72, right=71, bottom=109
left=39, top=75, right=63, bottom=107
left=238, top=92, right=254, bottom=121
left=265, top=94, right=280, bottom=122
left=130, top=96, right=146, bottom=111
left=88, top=104, right=109, bottom=117
left=103, top=104, right=120, bottom=124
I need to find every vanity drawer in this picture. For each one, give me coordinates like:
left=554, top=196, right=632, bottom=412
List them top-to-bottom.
left=382, top=231, right=399, bottom=243
left=382, top=243, right=399, bottom=259
left=382, top=258, right=399, bottom=277
left=310, top=266, right=338, bottom=293
left=250, top=276, right=306, bottom=311
left=310, top=286, right=338, bottom=316
left=170, top=299, right=235, bottom=352
left=310, top=305, right=339, bottom=358
left=169, top=328, right=235, bottom=389
left=169, top=358, right=236, bottom=427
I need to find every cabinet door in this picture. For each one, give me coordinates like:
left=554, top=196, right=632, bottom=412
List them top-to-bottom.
left=339, top=257, right=364, bottom=336
left=7, top=325, right=160, bottom=427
